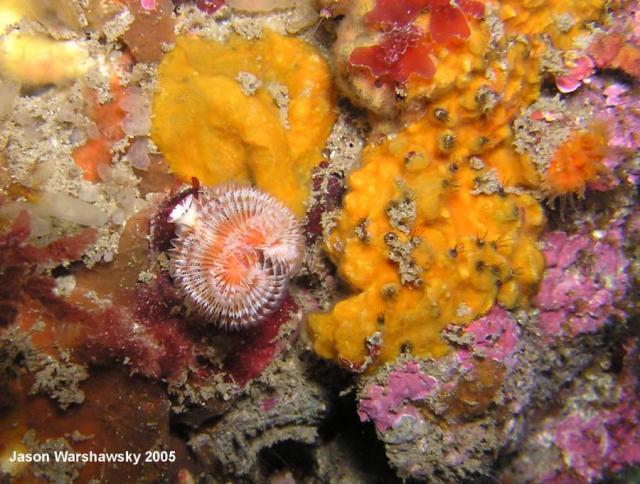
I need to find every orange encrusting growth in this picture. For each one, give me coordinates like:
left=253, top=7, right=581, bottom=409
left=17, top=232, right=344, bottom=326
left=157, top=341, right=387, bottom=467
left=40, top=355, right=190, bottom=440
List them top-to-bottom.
left=308, top=0, right=609, bottom=371
left=151, top=32, right=336, bottom=217
left=72, top=62, right=131, bottom=182
left=545, top=125, right=608, bottom=197
left=307, top=128, right=547, bottom=369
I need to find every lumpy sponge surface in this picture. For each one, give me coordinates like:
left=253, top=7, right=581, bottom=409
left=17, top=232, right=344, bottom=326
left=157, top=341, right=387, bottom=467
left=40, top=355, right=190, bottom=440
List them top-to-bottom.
left=151, top=32, right=336, bottom=217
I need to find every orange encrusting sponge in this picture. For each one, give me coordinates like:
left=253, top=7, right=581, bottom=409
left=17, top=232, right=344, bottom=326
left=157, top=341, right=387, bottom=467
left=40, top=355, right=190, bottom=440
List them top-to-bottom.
left=151, top=32, right=336, bottom=218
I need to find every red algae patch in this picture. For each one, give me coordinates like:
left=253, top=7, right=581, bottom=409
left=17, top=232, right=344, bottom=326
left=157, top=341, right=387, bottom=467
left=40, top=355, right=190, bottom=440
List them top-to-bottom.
left=332, top=0, right=489, bottom=116
left=349, top=0, right=484, bottom=85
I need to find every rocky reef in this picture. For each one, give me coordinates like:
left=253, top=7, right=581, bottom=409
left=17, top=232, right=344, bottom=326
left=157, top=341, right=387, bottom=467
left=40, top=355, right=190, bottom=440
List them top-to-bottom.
left=0, top=0, right=638, bottom=482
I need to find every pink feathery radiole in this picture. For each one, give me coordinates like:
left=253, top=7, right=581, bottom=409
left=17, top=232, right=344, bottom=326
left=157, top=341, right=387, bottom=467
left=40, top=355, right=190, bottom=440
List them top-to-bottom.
left=168, top=185, right=303, bottom=330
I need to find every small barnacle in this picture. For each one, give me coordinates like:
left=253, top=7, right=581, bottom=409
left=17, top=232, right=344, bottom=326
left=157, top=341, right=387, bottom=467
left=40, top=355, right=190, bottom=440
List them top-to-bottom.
left=395, top=84, right=407, bottom=101
left=475, top=85, right=499, bottom=114
left=433, top=107, right=449, bottom=122
left=439, top=131, right=456, bottom=152
left=474, top=136, right=490, bottom=151
left=404, top=151, right=429, bottom=172
left=404, top=151, right=418, bottom=164
left=469, top=156, right=485, bottom=170
left=449, top=162, right=459, bottom=173
left=471, top=169, right=502, bottom=195
left=442, top=177, right=461, bottom=190
left=386, top=193, right=416, bottom=234
left=513, top=205, right=521, bottom=218
left=355, top=218, right=371, bottom=242
left=384, top=231, right=398, bottom=244
left=476, top=231, right=488, bottom=247
left=492, top=235, right=511, bottom=250
left=499, top=239, right=510, bottom=250
left=449, top=243, right=465, bottom=258
left=475, top=260, right=486, bottom=272
left=490, top=264, right=503, bottom=278
left=511, top=266, right=525, bottom=277
left=381, top=283, right=399, bottom=300
left=365, top=332, right=383, bottom=353
left=400, top=341, right=413, bottom=354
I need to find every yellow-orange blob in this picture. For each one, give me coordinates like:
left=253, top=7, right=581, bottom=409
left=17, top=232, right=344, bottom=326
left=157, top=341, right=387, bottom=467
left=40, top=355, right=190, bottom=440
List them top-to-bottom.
left=151, top=32, right=336, bottom=217
left=307, top=118, right=547, bottom=369
left=545, top=126, right=608, bottom=197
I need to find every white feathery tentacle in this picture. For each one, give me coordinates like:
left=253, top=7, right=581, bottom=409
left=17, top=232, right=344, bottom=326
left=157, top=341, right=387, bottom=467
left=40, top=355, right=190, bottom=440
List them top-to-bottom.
left=169, top=185, right=303, bottom=330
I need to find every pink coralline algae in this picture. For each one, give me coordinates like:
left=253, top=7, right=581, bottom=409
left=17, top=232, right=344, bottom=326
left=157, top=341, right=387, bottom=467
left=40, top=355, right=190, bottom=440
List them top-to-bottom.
left=574, top=75, right=640, bottom=189
left=597, top=81, right=640, bottom=168
left=533, top=228, right=629, bottom=337
left=457, top=306, right=520, bottom=369
left=537, top=343, right=640, bottom=483
left=358, top=361, right=438, bottom=432
left=550, top=406, right=640, bottom=482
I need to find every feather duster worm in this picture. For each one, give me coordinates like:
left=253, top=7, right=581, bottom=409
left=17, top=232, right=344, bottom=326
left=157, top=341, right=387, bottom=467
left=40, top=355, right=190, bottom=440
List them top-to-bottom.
left=169, top=185, right=302, bottom=329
